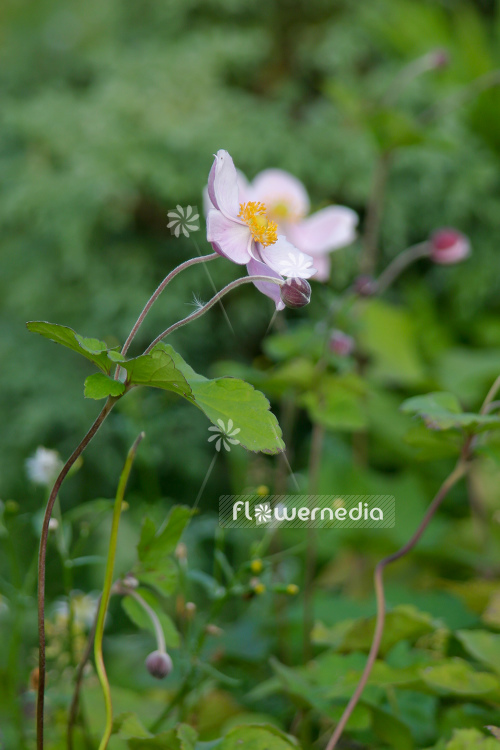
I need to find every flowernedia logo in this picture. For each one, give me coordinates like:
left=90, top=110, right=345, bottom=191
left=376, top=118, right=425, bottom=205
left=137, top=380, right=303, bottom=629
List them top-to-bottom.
left=219, top=495, right=395, bottom=529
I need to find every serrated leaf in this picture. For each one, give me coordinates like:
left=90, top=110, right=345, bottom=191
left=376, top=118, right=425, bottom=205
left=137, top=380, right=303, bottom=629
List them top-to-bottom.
left=27, top=321, right=116, bottom=373
left=153, top=344, right=284, bottom=454
left=121, top=348, right=192, bottom=398
left=84, top=372, right=125, bottom=399
left=135, top=562, right=178, bottom=597
left=122, top=590, right=180, bottom=648
left=457, top=630, right=500, bottom=677
left=421, top=658, right=500, bottom=697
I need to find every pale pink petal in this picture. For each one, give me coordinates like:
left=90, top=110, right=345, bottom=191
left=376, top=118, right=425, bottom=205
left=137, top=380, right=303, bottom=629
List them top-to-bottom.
left=207, top=150, right=241, bottom=220
left=250, top=168, right=310, bottom=221
left=203, top=169, right=250, bottom=216
left=287, top=206, right=358, bottom=255
left=207, top=209, right=252, bottom=264
left=259, top=235, right=316, bottom=279
left=309, top=253, right=331, bottom=281
left=247, top=256, right=285, bottom=310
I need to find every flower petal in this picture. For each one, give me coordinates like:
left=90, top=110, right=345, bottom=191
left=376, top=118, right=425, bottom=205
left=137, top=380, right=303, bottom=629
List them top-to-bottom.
left=207, top=150, right=241, bottom=220
left=203, top=168, right=250, bottom=216
left=250, top=169, right=310, bottom=220
left=287, top=206, right=358, bottom=255
left=207, top=210, right=252, bottom=264
left=260, top=235, right=316, bottom=279
left=246, top=256, right=285, bottom=310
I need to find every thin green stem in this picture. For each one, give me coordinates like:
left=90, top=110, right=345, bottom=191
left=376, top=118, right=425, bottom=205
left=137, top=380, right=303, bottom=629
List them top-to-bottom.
left=144, top=275, right=284, bottom=353
left=94, top=432, right=145, bottom=750
left=126, top=589, right=166, bottom=653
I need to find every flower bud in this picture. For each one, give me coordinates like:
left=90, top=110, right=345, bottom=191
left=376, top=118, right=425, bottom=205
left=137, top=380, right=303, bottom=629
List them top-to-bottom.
left=430, top=48, right=449, bottom=69
left=429, top=228, right=470, bottom=265
left=353, top=275, right=377, bottom=297
left=280, top=278, right=311, bottom=309
left=329, top=330, right=355, bottom=357
left=48, top=518, right=59, bottom=532
left=175, top=542, right=188, bottom=562
left=250, top=559, right=263, bottom=574
left=286, top=584, right=299, bottom=596
left=185, top=601, right=196, bottom=619
left=205, top=623, right=223, bottom=637
left=145, top=650, right=172, bottom=679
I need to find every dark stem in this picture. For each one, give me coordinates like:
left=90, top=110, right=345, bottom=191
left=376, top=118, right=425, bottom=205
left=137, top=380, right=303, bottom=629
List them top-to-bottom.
left=37, top=397, right=117, bottom=750
left=324, top=454, right=468, bottom=750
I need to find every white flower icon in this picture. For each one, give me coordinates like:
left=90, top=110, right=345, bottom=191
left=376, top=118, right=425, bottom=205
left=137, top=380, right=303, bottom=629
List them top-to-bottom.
left=167, top=205, right=200, bottom=238
left=277, top=250, right=315, bottom=279
left=208, top=419, right=241, bottom=452
left=254, top=503, right=272, bottom=524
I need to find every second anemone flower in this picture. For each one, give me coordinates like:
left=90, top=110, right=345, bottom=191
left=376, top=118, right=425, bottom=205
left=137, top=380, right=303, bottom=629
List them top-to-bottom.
left=206, top=150, right=316, bottom=309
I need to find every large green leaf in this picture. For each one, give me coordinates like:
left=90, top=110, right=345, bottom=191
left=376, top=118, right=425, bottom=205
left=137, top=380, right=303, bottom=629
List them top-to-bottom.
left=27, top=321, right=118, bottom=373
left=155, top=344, right=285, bottom=454
left=121, top=348, right=192, bottom=398
left=401, top=392, right=500, bottom=433
left=137, top=506, right=192, bottom=567
left=457, top=630, right=500, bottom=677
left=420, top=658, right=500, bottom=698
left=445, top=728, right=500, bottom=749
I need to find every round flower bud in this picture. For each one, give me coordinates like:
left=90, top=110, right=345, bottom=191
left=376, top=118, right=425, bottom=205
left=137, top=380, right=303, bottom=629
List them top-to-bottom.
left=429, top=228, right=470, bottom=265
left=353, top=275, right=377, bottom=297
left=280, top=278, right=311, bottom=309
left=329, top=330, right=355, bottom=357
left=48, top=518, right=59, bottom=532
left=250, top=559, right=263, bottom=574
left=286, top=584, right=299, bottom=596
left=185, top=601, right=196, bottom=619
left=145, top=650, right=173, bottom=679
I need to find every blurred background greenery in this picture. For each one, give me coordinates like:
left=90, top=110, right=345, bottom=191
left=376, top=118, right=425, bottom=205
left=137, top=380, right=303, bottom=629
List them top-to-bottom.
left=2, top=0, right=500, bottom=748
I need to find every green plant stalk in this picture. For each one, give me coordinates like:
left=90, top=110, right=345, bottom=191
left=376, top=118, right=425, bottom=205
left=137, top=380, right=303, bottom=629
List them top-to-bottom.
left=93, top=432, right=145, bottom=750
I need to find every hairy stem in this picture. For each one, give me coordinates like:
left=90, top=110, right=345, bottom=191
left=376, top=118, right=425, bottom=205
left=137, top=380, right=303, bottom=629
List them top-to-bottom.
left=120, top=253, right=219, bottom=359
left=144, top=275, right=284, bottom=353
left=37, top=397, right=117, bottom=750
left=94, top=433, right=145, bottom=750
left=325, top=456, right=469, bottom=750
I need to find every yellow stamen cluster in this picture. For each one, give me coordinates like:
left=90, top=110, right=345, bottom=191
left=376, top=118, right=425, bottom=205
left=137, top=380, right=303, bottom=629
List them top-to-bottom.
left=238, top=201, right=277, bottom=247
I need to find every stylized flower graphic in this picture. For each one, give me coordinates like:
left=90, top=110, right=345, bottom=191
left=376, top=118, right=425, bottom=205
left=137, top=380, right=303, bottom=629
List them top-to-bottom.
left=167, top=205, right=200, bottom=238
left=275, top=249, right=315, bottom=278
left=208, top=419, right=241, bottom=452
left=254, top=503, right=272, bottom=524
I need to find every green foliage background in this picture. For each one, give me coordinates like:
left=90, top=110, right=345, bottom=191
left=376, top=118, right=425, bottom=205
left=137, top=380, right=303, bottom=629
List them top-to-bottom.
left=2, top=0, right=500, bottom=748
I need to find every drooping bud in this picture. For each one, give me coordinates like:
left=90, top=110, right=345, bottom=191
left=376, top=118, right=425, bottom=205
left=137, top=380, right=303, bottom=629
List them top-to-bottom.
left=429, top=228, right=470, bottom=265
left=353, top=275, right=377, bottom=297
left=280, top=278, right=311, bottom=309
left=329, top=330, right=355, bottom=357
left=145, top=650, right=173, bottom=679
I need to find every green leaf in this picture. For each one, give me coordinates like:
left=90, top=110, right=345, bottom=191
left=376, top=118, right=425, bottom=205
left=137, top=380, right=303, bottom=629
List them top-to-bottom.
left=27, top=321, right=117, bottom=373
left=121, top=348, right=192, bottom=398
left=84, top=372, right=126, bottom=399
left=301, top=374, right=367, bottom=432
left=401, top=392, right=500, bottom=433
left=137, top=506, right=192, bottom=567
left=135, top=563, right=178, bottom=598
left=121, top=590, right=180, bottom=648
left=312, top=605, right=436, bottom=656
left=457, top=630, right=500, bottom=677
left=421, top=658, right=500, bottom=697
left=370, top=705, right=413, bottom=750
left=113, top=712, right=152, bottom=739
left=119, top=720, right=197, bottom=749
left=219, top=724, right=299, bottom=750
left=445, top=728, right=500, bottom=749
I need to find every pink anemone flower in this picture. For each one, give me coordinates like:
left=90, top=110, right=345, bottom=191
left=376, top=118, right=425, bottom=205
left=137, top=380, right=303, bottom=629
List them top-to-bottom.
left=206, top=150, right=316, bottom=310
left=246, top=169, right=358, bottom=281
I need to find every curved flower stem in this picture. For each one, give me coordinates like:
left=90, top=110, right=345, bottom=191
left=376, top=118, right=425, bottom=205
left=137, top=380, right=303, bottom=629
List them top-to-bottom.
left=375, top=242, right=431, bottom=294
left=120, top=253, right=219, bottom=359
left=144, top=275, right=284, bottom=353
left=481, top=374, right=500, bottom=415
left=37, top=396, right=118, bottom=750
left=94, top=432, right=145, bottom=750
left=324, top=449, right=470, bottom=750
left=124, top=589, right=166, bottom=653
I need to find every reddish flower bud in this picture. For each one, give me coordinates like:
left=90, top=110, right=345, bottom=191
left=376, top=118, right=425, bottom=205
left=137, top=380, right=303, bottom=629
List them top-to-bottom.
left=430, top=228, right=470, bottom=265
left=353, top=275, right=377, bottom=297
left=280, top=278, right=311, bottom=309
left=329, top=330, right=355, bottom=357
left=145, top=650, right=172, bottom=679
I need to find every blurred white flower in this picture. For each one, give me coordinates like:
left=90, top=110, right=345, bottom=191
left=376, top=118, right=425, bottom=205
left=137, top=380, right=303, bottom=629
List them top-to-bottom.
left=26, top=446, right=63, bottom=487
